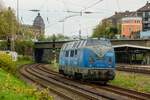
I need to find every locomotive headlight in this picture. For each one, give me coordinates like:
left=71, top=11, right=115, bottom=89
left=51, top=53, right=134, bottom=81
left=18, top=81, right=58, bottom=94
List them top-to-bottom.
left=108, top=57, right=112, bottom=64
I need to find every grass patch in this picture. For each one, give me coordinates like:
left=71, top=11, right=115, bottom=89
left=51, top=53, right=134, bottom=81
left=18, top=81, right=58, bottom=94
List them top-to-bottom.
left=0, top=54, right=52, bottom=100
left=16, top=58, right=33, bottom=69
left=49, top=61, right=59, bottom=72
left=0, top=68, right=52, bottom=100
left=110, top=71, right=150, bottom=93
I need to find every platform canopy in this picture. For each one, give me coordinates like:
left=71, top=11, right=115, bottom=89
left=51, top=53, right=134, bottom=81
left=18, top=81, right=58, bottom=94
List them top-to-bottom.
left=113, top=44, right=150, bottom=50
left=113, top=44, right=150, bottom=64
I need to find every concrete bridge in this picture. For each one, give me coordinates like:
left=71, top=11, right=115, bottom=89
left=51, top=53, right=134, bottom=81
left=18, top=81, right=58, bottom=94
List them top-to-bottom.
left=34, top=39, right=150, bottom=49
left=111, top=39, right=150, bottom=47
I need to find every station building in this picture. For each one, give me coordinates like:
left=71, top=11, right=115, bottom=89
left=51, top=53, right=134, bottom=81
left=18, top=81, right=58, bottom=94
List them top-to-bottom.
left=137, top=1, right=150, bottom=31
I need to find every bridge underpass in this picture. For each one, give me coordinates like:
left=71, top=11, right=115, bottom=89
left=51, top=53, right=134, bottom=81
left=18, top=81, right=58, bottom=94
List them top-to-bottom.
left=34, top=39, right=150, bottom=64
left=34, top=41, right=66, bottom=63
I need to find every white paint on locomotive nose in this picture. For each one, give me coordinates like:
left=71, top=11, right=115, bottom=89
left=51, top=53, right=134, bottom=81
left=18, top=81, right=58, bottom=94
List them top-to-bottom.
left=109, top=66, right=112, bottom=68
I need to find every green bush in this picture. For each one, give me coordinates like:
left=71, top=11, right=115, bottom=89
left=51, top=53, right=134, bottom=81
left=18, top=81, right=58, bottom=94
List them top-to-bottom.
left=15, top=40, right=33, bottom=56
left=0, top=41, right=7, bottom=50
left=0, top=52, right=16, bottom=73
left=18, top=55, right=32, bottom=61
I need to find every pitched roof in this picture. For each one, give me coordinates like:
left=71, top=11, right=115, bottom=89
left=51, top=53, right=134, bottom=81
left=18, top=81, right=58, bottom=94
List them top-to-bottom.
left=137, top=2, right=150, bottom=12
left=107, top=11, right=137, bottom=20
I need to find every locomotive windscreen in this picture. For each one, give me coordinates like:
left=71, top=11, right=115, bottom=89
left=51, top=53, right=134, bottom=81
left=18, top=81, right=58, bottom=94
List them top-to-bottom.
left=86, top=39, right=111, bottom=46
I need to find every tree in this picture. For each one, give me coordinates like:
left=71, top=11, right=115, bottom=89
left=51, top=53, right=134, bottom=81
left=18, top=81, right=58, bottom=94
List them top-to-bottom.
left=0, top=7, right=17, bottom=39
left=92, top=21, right=120, bottom=39
left=92, top=21, right=109, bottom=38
left=45, top=34, right=69, bottom=41
left=15, top=40, right=33, bottom=55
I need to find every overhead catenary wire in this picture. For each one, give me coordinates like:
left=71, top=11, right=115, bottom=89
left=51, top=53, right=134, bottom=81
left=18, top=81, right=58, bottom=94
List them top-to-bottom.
left=63, top=0, right=104, bottom=16
left=81, top=0, right=104, bottom=11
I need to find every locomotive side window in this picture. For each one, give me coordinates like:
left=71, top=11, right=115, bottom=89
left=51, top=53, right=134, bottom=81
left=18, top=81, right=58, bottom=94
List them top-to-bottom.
left=75, top=49, right=77, bottom=55
left=70, top=50, right=74, bottom=57
left=65, top=51, right=69, bottom=57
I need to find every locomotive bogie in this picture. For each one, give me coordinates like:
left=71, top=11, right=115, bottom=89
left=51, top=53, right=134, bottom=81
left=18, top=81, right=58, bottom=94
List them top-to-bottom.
left=59, top=65, right=115, bottom=81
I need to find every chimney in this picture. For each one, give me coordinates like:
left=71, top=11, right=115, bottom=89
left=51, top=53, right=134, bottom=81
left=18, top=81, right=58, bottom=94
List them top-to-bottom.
left=146, top=1, right=149, bottom=5
left=125, top=10, right=130, bottom=13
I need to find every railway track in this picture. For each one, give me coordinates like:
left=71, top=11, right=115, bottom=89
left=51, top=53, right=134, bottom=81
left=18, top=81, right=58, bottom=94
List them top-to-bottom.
left=19, top=64, right=150, bottom=100
left=19, top=64, right=73, bottom=100
left=20, top=64, right=116, bottom=100
left=36, top=64, right=150, bottom=100
left=116, top=64, right=150, bottom=74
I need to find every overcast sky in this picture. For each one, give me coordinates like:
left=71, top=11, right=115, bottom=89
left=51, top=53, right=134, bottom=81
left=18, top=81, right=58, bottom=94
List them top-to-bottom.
left=3, top=0, right=150, bottom=37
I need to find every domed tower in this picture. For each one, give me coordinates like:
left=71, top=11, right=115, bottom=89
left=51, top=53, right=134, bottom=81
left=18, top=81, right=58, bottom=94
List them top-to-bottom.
left=33, top=13, right=45, bottom=36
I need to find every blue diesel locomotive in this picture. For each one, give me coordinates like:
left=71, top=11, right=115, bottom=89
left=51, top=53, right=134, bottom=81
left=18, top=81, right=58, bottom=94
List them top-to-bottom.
left=59, top=38, right=115, bottom=83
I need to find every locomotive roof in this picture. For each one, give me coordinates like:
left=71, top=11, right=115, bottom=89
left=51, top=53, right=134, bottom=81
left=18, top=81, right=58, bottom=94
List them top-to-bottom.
left=61, top=38, right=111, bottom=50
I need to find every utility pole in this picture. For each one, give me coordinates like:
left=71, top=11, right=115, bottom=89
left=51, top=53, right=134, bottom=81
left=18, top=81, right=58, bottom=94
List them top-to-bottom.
left=11, top=0, right=19, bottom=51
left=17, top=0, right=19, bottom=21
left=52, top=34, right=56, bottom=63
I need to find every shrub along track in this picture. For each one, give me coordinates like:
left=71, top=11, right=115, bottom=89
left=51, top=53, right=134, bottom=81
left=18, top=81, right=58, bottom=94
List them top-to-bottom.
left=19, top=64, right=150, bottom=100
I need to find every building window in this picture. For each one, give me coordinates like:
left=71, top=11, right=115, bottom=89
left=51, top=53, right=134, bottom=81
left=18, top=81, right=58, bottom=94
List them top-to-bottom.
left=143, top=12, right=145, bottom=17
left=145, top=12, right=149, bottom=17
left=149, top=12, right=150, bottom=16
left=135, top=20, right=137, bottom=23
left=129, top=27, right=132, bottom=33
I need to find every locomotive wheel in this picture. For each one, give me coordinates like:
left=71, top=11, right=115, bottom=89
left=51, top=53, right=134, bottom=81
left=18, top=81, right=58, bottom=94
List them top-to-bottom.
left=59, top=69, right=64, bottom=74
left=74, top=72, right=82, bottom=80
left=100, top=81, right=107, bottom=85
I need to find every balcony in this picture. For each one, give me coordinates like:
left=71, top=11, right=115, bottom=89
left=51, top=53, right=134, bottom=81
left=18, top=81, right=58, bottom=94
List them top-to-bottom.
left=143, top=20, right=150, bottom=23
